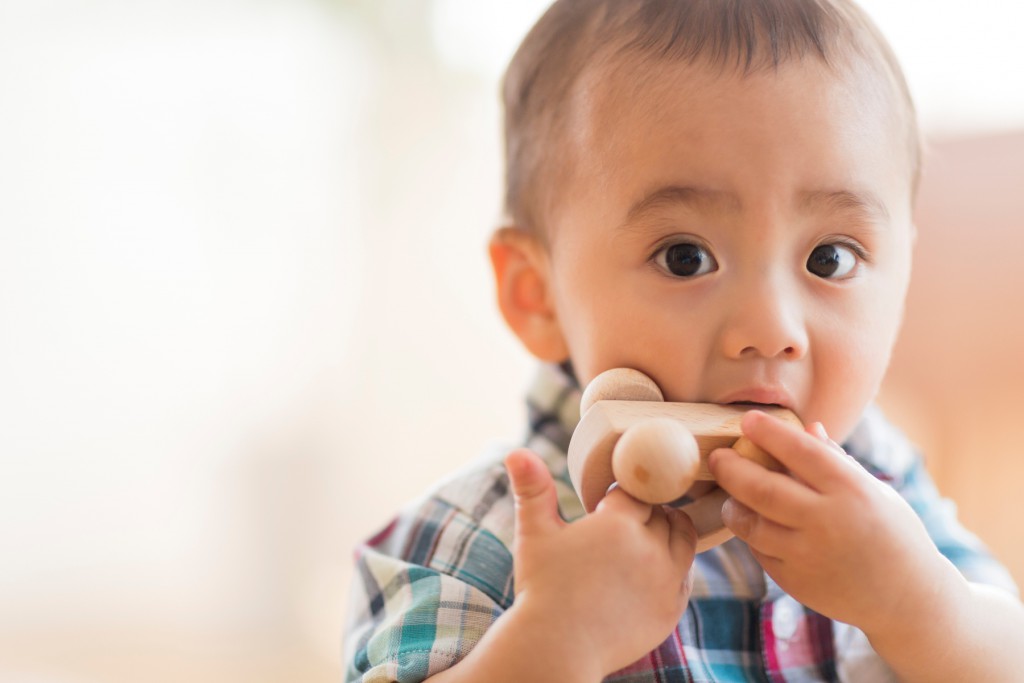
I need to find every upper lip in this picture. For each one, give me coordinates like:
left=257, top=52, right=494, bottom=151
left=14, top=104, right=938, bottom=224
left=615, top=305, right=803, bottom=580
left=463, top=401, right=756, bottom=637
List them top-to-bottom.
left=717, top=387, right=795, bottom=411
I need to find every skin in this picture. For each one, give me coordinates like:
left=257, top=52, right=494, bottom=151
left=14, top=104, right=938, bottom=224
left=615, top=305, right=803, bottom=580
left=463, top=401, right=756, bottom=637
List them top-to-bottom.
left=430, top=55, right=1024, bottom=683
left=547, top=56, right=913, bottom=443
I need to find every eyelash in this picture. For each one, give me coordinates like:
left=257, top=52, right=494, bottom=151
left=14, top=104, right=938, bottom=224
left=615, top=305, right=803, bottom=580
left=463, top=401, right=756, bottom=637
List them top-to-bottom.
left=806, top=236, right=874, bottom=281
left=648, top=237, right=871, bottom=279
left=650, top=238, right=717, bottom=279
left=826, top=238, right=869, bottom=262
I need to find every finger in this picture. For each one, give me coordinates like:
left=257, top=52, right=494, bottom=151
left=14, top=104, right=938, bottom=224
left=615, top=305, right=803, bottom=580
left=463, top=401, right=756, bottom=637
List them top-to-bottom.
left=740, top=411, right=857, bottom=493
left=807, top=421, right=848, bottom=456
left=708, top=447, right=817, bottom=527
left=505, top=448, right=564, bottom=537
left=596, top=484, right=654, bottom=524
left=720, top=498, right=793, bottom=560
left=645, top=503, right=671, bottom=540
left=666, top=507, right=698, bottom=570
left=749, top=546, right=785, bottom=579
left=681, top=565, right=696, bottom=601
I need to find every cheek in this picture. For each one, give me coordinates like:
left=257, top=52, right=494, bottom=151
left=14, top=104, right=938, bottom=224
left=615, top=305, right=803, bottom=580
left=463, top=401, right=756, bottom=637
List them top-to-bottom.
left=551, top=259, right=629, bottom=385
left=553, top=265, right=706, bottom=390
left=812, top=294, right=902, bottom=440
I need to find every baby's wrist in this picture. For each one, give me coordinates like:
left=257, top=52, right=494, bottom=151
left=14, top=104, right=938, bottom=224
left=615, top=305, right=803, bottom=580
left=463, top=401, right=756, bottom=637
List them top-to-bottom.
left=861, top=551, right=967, bottom=648
left=501, top=594, right=606, bottom=682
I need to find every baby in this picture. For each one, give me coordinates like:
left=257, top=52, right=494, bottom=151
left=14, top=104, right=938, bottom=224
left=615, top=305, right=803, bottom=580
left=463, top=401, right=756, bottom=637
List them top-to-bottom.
left=345, top=1, right=1024, bottom=681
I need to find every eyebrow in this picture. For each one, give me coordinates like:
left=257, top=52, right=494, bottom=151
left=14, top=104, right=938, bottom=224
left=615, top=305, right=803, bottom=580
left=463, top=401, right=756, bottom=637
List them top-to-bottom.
left=623, top=185, right=890, bottom=224
left=625, top=185, right=741, bottom=223
left=798, top=189, right=890, bottom=223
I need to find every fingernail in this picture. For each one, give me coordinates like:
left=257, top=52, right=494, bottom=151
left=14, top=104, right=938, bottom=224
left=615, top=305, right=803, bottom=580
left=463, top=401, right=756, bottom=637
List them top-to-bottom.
left=812, top=422, right=828, bottom=441
left=721, top=497, right=735, bottom=523
left=721, top=497, right=747, bottom=532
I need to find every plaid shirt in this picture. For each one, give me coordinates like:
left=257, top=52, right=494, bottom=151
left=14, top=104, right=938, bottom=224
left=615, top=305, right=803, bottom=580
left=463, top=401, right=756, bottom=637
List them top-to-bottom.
left=344, top=363, right=1018, bottom=682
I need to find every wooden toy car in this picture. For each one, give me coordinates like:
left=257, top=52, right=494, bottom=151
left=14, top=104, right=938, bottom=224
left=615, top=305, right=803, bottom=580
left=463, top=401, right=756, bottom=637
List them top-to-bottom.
left=567, top=368, right=802, bottom=552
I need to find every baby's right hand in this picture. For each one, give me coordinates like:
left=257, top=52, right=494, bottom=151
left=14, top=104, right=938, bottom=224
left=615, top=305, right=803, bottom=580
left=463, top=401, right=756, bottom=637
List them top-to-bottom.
left=505, top=448, right=697, bottom=678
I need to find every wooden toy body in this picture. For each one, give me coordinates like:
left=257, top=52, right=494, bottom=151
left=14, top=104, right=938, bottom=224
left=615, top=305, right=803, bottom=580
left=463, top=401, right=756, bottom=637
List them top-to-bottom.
left=568, top=399, right=801, bottom=553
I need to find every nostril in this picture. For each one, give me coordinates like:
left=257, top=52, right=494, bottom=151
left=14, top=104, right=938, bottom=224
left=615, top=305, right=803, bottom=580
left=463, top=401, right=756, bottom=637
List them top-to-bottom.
left=738, top=344, right=801, bottom=359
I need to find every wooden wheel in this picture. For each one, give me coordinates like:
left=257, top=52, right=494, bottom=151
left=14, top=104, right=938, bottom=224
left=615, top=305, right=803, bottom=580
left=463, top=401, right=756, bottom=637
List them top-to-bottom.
left=567, top=368, right=801, bottom=553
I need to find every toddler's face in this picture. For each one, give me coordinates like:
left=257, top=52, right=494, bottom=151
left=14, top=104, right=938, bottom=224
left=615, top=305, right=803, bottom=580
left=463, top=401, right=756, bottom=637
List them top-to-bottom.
left=543, top=58, right=914, bottom=442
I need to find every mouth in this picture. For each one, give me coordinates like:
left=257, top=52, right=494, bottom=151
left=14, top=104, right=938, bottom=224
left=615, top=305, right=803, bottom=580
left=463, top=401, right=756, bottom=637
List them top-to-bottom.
left=718, top=388, right=794, bottom=412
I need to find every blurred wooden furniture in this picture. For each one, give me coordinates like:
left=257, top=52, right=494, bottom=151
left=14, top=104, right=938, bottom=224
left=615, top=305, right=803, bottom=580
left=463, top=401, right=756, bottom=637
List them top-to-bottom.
left=878, top=130, right=1024, bottom=590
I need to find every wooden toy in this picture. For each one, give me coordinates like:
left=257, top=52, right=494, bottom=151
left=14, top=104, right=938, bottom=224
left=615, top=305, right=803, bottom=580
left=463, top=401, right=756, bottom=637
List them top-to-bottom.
left=567, top=368, right=802, bottom=553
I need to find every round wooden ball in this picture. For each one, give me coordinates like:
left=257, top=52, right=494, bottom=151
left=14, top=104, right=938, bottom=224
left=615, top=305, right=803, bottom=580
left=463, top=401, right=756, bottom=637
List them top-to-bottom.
left=580, top=368, right=663, bottom=415
left=611, top=417, right=700, bottom=504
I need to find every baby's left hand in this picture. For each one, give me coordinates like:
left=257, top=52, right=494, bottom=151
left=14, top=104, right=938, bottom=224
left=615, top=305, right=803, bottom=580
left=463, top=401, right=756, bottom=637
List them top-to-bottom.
left=708, top=410, right=945, bottom=634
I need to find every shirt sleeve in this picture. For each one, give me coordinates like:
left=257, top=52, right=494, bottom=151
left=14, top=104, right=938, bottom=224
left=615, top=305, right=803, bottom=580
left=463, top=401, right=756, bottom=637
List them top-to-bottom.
left=343, top=496, right=515, bottom=683
left=344, top=549, right=504, bottom=682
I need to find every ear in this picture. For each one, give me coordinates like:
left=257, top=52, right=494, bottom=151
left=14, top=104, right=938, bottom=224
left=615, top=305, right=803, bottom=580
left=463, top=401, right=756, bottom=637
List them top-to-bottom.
left=489, top=227, right=569, bottom=363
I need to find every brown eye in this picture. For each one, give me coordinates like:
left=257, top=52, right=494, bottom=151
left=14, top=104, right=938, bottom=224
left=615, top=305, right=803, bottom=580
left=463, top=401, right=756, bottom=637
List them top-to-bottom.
left=655, top=242, right=717, bottom=278
left=807, top=244, right=857, bottom=279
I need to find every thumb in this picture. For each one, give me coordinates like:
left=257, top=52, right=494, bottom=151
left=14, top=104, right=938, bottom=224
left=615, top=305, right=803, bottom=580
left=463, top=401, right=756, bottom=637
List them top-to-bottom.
left=505, top=448, right=564, bottom=538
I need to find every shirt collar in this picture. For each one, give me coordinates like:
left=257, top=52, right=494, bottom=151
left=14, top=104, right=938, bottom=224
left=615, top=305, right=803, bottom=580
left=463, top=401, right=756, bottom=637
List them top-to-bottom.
left=523, top=361, right=582, bottom=455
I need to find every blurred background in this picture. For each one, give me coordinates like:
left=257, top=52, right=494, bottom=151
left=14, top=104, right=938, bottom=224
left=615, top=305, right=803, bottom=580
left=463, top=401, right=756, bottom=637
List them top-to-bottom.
left=0, top=1, right=1021, bottom=681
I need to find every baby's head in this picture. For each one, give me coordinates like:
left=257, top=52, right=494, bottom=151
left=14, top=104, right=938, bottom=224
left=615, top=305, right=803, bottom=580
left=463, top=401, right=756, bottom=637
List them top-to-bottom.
left=490, top=0, right=918, bottom=442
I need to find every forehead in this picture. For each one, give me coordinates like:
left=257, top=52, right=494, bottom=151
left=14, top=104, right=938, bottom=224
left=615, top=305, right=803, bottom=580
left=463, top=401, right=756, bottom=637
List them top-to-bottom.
left=552, top=54, right=912, bottom=231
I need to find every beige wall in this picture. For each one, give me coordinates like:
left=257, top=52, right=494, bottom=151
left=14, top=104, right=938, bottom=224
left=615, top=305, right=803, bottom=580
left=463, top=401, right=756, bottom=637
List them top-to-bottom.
left=879, top=130, right=1024, bottom=588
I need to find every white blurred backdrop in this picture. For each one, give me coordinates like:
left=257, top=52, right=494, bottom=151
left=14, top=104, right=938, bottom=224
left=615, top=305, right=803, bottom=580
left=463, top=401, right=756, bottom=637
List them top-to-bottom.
left=0, top=1, right=1021, bottom=681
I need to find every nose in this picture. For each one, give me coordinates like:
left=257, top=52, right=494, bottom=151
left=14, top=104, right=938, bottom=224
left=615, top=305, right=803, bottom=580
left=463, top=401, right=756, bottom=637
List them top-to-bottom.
left=718, top=277, right=809, bottom=361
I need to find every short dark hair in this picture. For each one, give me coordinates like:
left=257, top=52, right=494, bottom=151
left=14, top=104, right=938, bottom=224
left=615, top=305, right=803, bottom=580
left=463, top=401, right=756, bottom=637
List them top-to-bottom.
left=502, top=0, right=920, bottom=235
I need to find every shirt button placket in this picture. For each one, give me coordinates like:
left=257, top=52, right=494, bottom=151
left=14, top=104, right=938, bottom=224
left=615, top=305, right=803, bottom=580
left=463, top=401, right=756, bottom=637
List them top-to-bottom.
left=773, top=600, right=799, bottom=649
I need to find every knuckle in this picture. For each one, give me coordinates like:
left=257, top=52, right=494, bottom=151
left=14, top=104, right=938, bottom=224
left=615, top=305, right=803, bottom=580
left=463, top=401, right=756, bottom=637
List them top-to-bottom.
left=514, top=482, right=547, bottom=506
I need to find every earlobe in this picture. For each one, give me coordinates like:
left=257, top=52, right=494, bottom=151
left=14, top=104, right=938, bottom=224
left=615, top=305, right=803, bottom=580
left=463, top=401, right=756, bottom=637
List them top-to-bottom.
left=489, top=227, right=569, bottom=363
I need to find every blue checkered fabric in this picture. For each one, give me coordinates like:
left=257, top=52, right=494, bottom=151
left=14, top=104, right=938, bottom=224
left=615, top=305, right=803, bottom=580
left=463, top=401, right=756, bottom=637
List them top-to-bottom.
left=344, top=363, right=1018, bottom=682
